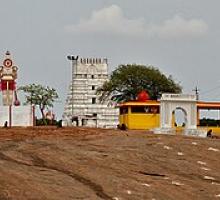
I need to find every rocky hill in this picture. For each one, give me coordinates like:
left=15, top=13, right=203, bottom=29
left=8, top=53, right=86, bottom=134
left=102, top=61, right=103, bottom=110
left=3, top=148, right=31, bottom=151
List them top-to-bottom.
left=0, top=127, right=219, bottom=200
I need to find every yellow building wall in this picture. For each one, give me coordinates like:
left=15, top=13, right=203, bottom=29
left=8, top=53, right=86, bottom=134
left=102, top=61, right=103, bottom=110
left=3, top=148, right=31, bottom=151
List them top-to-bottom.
left=120, top=113, right=160, bottom=130
left=119, top=114, right=129, bottom=128
left=128, top=114, right=160, bottom=130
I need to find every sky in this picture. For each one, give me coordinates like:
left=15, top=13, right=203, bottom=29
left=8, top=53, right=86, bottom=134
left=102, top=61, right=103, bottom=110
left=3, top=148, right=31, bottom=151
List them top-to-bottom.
left=0, top=0, right=220, bottom=119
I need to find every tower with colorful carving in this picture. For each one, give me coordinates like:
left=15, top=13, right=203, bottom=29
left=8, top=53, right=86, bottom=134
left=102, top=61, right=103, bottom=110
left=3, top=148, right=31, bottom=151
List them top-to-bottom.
left=0, top=51, right=19, bottom=106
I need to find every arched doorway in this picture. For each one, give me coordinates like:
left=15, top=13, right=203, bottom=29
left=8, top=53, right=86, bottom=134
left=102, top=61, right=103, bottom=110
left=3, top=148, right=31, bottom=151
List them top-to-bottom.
left=160, top=94, right=197, bottom=130
left=172, top=107, right=187, bottom=127
left=172, top=107, right=188, bottom=134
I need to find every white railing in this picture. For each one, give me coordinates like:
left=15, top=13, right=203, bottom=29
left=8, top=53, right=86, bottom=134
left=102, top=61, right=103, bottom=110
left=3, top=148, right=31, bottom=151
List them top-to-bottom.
left=161, top=93, right=196, bottom=101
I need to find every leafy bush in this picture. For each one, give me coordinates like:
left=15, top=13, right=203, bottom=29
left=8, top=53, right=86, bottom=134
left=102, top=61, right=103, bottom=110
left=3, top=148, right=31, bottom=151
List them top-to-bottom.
left=35, top=118, right=62, bottom=127
left=199, top=118, right=220, bottom=127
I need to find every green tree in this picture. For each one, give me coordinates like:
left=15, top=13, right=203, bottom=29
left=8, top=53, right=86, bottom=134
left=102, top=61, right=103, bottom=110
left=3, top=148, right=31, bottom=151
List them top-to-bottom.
left=97, top=64, right=182, bottom=102
left=19, top=84, right=59, bottom=119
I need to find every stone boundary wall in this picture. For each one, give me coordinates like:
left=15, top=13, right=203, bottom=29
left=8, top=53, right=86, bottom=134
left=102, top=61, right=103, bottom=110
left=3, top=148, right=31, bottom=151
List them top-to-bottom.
left=0, top=106, right=34, bottom=127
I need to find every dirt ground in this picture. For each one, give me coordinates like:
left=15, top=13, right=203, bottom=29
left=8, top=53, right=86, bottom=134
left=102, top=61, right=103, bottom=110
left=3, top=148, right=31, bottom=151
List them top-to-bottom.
left=0, top=127, right=219, bottom=200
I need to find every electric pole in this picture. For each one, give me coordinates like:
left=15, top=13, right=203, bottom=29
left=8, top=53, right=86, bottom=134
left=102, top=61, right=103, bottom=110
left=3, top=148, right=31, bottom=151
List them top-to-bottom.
left=193, top=86, right=200, bottom=100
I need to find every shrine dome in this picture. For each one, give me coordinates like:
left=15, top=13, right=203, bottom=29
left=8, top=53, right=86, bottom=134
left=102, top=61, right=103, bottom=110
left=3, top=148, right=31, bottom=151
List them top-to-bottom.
left=137, top=90, right=150, bottom=101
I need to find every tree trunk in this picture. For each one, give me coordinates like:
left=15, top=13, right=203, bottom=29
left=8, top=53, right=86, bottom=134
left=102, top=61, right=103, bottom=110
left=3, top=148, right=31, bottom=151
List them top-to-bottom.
left=40, top=106, right=47, bottom=125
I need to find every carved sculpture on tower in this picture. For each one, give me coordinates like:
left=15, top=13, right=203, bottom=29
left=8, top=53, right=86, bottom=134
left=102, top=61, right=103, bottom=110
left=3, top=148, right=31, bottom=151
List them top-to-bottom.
left=0, top=51, right=19, bottom=106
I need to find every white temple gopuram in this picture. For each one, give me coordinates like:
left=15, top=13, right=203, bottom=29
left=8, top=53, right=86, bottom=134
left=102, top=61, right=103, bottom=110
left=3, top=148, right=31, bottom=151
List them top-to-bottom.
left=62, top=57, right=119, bottom=128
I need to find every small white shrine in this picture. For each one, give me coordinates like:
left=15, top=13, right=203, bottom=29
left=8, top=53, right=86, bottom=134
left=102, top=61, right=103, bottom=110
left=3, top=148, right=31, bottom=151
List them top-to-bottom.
left=156, top=93, right=206, bottom=137
left=160, top=94, right=197, bottom=129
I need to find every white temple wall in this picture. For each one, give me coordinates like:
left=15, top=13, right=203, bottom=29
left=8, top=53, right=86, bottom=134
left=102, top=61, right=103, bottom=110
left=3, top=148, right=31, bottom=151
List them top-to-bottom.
left=0, top=106, right=34, bottom=127
left=0, top=106, right=9, bottom=126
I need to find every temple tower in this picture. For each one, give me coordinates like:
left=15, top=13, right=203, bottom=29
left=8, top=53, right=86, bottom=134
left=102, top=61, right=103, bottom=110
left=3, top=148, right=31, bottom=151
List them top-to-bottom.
left=62, top=57, right=119, bottom=128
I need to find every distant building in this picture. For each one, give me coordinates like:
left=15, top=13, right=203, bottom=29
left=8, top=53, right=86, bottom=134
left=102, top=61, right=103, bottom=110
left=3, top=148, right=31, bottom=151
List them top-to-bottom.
left=62, top=57, right=119, bottom=128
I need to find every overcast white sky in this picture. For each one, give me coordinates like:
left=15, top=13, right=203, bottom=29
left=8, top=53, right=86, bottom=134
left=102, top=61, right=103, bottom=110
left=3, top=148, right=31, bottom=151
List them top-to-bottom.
left=0, top=0, right=220, bottom=118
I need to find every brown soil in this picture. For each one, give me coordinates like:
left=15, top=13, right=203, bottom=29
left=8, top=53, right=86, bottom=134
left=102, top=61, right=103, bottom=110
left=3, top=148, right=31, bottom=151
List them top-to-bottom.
left=0, top=127, right=219, bottom=200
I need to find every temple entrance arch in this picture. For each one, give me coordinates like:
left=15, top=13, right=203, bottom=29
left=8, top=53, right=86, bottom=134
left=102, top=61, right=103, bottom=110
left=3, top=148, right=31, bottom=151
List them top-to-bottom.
left=160, top=94, right=197, bottom=130
left=172, top=107, right=187, bottom=127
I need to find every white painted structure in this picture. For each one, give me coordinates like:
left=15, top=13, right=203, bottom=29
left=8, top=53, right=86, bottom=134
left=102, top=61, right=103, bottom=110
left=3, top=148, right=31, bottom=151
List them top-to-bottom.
left=62, top=57, right=119, bottom=128
left=157, top=93, right=206, bottom=137
left=160, top=94, right=197, bottom=129
left=0, top=105, right=34, bottom=127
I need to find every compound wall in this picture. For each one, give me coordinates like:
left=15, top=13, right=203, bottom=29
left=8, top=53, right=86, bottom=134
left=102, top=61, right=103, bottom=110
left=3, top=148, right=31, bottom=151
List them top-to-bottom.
left=0, top=106, right=34, bottom=127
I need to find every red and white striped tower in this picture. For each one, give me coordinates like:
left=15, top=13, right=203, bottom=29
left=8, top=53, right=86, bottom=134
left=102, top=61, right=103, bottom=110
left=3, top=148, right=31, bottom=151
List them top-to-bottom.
left=0, top=51, right=18, bottom=106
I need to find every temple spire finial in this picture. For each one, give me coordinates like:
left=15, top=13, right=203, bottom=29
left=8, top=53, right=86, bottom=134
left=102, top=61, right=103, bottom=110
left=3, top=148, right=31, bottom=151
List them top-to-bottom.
left=6, top=50, right=10, bottom=56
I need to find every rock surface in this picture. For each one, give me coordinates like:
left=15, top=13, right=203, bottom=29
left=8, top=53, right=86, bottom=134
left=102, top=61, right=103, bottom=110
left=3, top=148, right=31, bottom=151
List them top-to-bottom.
left=0, top=127, right=219, bottom=200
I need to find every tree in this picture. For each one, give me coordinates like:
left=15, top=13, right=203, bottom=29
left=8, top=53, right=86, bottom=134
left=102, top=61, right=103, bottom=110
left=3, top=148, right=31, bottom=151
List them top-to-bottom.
left=97, top=64, right=182, bottom=102
left=19, top=84, right=59, bottom=119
